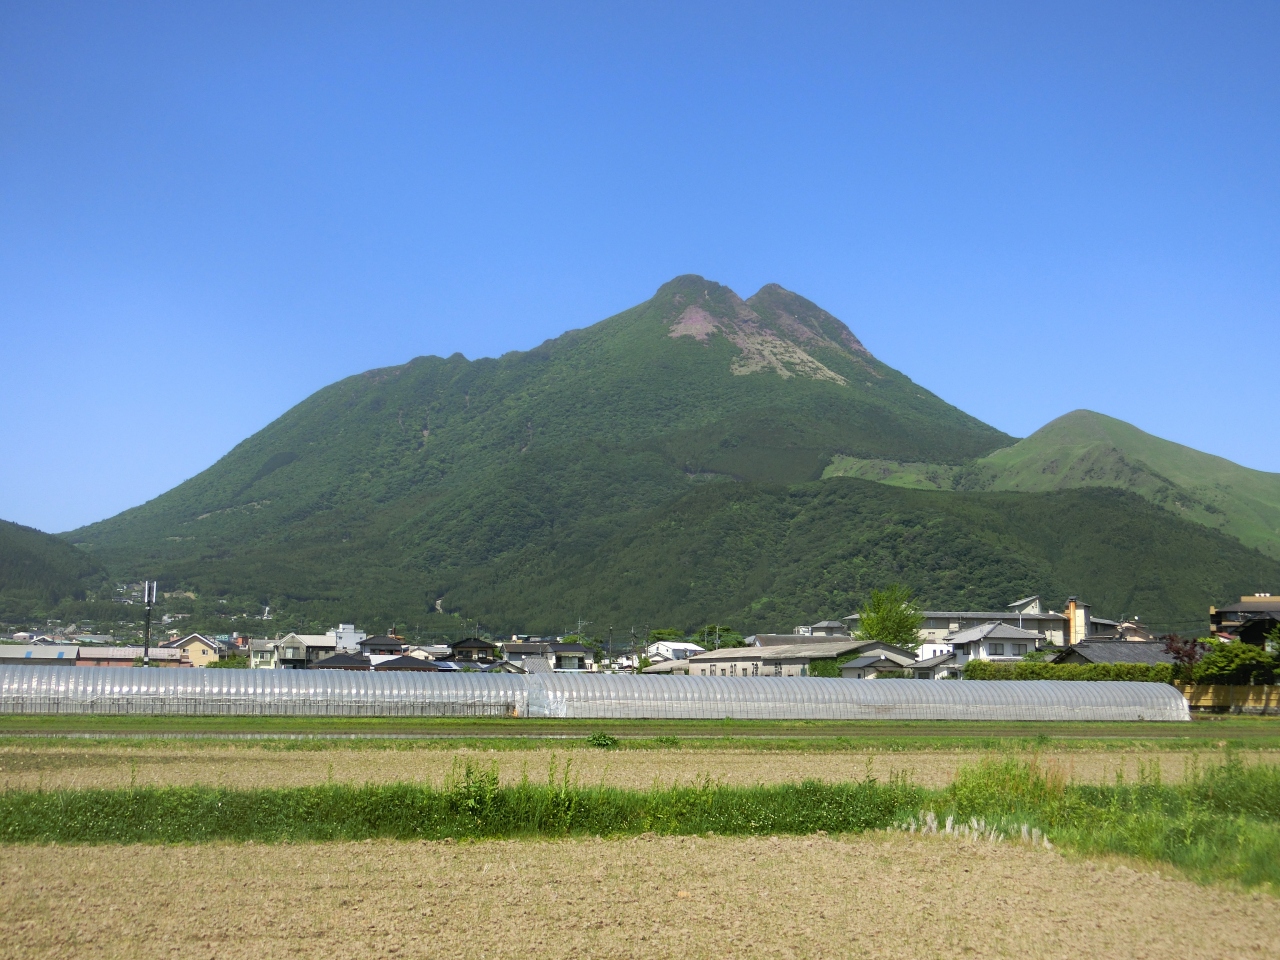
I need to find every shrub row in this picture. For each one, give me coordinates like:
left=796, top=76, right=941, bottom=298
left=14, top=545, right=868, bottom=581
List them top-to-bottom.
left=963, top=661, right=1174, bottom=683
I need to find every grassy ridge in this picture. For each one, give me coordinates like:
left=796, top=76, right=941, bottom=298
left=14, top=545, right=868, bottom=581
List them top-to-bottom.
left=825, top=410, right=1280, bottom=560
left=3, top=758, right=1277, bottom=890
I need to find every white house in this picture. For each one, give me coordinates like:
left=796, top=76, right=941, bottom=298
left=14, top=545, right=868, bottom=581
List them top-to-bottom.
left=944, top=622, right=1045, bottom=665
left=645, top=639, right=706, bottom=662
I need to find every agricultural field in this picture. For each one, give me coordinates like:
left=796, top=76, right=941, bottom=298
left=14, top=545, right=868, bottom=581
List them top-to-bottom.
left=2, top=717, right=1278, bottom=958
left=4, top=834, right=1279, bottom=959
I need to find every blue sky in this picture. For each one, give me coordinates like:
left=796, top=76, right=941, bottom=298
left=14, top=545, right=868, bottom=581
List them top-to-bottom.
left=2, top=1, right=1277, bottom=533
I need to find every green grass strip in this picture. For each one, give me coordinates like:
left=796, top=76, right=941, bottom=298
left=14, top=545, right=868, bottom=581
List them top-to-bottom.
left=2, top=757, right=1278, bottom=891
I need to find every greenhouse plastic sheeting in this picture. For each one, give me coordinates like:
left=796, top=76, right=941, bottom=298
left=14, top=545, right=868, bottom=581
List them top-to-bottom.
left=0, top=665, right=1190, bottom=721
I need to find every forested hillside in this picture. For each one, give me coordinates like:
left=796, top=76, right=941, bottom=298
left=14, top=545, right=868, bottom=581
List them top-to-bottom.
left=439, top=481, right=1280, bottom=635
left=0, top=519, right=103, bottom=619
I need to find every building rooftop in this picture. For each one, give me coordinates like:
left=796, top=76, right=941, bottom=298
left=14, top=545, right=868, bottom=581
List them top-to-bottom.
left=844, top=610, right=1068, bottom=622
left=945, top=622, right=1046, bottom=644
left=692, top=640, right=867, bottom=662
left=1051, top=641, right=1176, bottom=666
left=0, top=645, right=80, bottom=660
left=910, top=652, right=959, bottom=669
left=309, top=653, right=372, bottom=670
left=373, top=655, right=440, bottom=671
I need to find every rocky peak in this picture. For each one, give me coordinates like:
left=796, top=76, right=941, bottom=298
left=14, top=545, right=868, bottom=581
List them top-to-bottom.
left=659, top=275, right=872, bottom=384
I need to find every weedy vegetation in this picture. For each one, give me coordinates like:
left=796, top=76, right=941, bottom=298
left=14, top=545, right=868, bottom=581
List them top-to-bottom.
left=1, top=756, right=1277, bottom=890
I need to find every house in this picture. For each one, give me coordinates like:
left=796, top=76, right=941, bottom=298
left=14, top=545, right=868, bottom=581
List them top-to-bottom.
left=1210, top=594, right=1280, bottom=646
left=847, top=596, right=1072, bottom=648
left=795, top=620, right=850, bottom=638
left=944, top=622, right=1045, bottom=666
left=326, top=624, right=367, bottom=654
left=160, top=633, right=222, bottom=667
left=271, top=634, right=337, bottom=669
left=359, top=635, right=406, bottom=657
left=449, top=637, right=497, bottom=662
left=249, top=639, right=281, bottom=670
left=645, top=639, right=705, bottom=662
left=687, top=639, right=915, bottom=678
left=502, top=641, right=594, bottom=672
left=1051, top=641, right=1176, bottom=667
left=503, top=642, right=554, bottom=670
left=549, top=643, right=592, bottom=671
left=0, top=644, right=79, bottom=666
left=405, top=644, right=453, bottom=660
left=308, top=652, right=372, bottom=670
left=905, top=652, right=962, bottom=679
left=839, top=655, right=909, bottom=679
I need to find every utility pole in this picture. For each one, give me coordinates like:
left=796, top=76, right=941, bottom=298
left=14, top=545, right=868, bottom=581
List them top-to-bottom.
left=141, top=581, right=157, bottom=667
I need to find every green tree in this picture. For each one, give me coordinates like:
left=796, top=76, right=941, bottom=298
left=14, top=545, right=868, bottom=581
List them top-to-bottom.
left=854, top=585, right=923, bottom=652
left=693, top=624, right=745, bottom=649
left=647, top=628, right=684, bottom=645
left=1193, top=642, right=1277, bottom=686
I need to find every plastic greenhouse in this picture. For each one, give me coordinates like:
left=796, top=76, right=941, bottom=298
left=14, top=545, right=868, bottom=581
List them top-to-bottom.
left=0, top=665, right=1190, bottom=721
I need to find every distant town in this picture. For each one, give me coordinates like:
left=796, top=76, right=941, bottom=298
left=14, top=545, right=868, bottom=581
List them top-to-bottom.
left=6, top=593, right=1278, bottom=691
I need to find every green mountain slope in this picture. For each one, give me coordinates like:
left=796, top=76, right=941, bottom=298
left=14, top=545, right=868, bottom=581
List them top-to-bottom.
left=65, top=276, right=1008, bottom=591
left=825, top=410, right=1280, bottom=559
left=444, top=481, right=1280, bottom=634
left=0, top=519, right=103, bottom=619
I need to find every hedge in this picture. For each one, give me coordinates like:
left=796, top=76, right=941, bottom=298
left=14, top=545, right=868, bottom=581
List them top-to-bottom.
left=963, top=661, right=1174, bottom=683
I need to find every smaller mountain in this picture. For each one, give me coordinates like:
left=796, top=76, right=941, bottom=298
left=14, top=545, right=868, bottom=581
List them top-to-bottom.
left=825, top=410, right=1280, bottom=559
left=0, top=518, right=103, bottom=617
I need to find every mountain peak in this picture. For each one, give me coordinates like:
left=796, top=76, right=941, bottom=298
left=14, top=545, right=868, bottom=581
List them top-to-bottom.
left=657, top=276, right=871, bottom=384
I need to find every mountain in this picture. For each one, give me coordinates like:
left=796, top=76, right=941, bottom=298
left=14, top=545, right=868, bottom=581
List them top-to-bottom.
left=64, top=276, right=1006, bottom=606
left=56, top=277, right=1278, bottom=636
left=825, top=410, right=1280, bottom=559
left=0, top=518, right=103, bottom=619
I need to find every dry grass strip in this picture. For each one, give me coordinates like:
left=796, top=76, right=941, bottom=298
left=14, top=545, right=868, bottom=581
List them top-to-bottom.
left=2, top=745, right=1277, bottom=792
left=2, top=833, right=1277, bottom=959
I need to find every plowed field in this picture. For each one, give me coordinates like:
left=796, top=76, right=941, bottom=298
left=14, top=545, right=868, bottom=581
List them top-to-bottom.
left=3, top=834, right=1276, bottom=959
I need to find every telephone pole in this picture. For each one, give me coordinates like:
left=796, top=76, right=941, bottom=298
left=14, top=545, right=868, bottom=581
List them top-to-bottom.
left=141, top=581, right=157, bottom=667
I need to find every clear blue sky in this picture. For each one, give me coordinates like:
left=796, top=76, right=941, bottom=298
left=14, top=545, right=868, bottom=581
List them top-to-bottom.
left=2, top=2, right=1277, bottom=533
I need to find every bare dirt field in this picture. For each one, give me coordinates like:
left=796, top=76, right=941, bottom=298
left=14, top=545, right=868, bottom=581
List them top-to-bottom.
left=1, top=743, right=1275, bottom=792
left=2, top=833, right=1275, bottom=959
